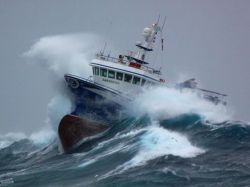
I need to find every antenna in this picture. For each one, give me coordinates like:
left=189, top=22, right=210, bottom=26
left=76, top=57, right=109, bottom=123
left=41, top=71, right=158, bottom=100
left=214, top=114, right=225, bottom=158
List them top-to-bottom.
left=157, top=14, right=161, bottom=25
left=160, top=16, right=166, bottom=51
left=161, top=16, right=167, bottom=32
left=100, top=21, right=113, bottom=55
left=101, top=42, right=107, bottom=55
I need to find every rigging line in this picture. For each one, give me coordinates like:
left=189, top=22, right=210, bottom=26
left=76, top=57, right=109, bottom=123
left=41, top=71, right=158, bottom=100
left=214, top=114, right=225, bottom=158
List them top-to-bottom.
left=152, top=15, right=163, bottom=69
left=159, top=16, right=167, bottom=71
left=153, top=37, right=160, bottom=69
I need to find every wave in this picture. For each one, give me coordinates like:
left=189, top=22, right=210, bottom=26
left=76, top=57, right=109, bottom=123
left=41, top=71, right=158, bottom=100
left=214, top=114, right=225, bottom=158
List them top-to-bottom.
left=128, top=86, right=232, bottom=122
left=1, top=112, right=249, bottom=186
left=97, top=120, right=205, bottom=180
left=0, top=126, right=56, bottom=151
left=29, top=127, right=56, bottom=147
left=0, top=132, right=26, bottom=150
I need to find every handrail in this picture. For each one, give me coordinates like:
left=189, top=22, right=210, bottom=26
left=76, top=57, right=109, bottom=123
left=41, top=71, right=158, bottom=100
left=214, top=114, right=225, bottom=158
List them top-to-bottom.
left=96, top=54, right=161, bottom=75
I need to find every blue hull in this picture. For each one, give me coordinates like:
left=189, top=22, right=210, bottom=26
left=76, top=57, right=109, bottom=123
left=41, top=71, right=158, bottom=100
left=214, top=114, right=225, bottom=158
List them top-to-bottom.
left=64, top=74, right=123, bottom=122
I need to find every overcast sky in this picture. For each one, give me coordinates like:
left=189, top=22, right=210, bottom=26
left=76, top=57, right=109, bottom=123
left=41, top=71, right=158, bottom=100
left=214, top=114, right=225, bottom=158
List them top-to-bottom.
left=0, top=0, right=249, bottom=134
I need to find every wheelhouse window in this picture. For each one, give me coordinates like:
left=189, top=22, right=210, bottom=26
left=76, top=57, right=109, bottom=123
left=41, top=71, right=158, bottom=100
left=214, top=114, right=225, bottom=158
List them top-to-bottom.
left=93, top=67, right=99, bottom=75
left=100, top=68, right=107, bottom=77
left=108, top=70, right=115, bottom=79
left=116, top=72, right=123, bottom=81
left=124, top=74, right=132, bottom=83
left=132, top=76, right=141, bottom=85
left=141, top=79, right=146, bottom=86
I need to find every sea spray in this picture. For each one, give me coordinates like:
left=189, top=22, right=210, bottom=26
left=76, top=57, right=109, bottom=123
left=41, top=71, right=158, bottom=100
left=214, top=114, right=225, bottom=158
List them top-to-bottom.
left=24, top=33, right=102, bottom=78
left=24, top=33, right=104, bottom=131
left=128, top=86, right=231, bottom=122
left=0, top=94, right=75, bottom=149
left=46, top=94, right=75, bottom=130
left=29, top=126, right=56, bottom=147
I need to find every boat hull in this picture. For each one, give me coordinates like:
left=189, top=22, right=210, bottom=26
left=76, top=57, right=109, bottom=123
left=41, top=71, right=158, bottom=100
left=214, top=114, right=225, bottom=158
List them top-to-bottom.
left=64, top=74, right=129, bottom=120
left=58, top=75, right=127, bottom=153
left=58, top=114, right=109, bottom=153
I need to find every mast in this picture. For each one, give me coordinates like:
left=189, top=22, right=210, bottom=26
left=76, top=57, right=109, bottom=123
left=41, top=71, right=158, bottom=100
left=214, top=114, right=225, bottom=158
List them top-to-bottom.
left=127, top=16, right=166, bottom=68
left=133, top=19, right=162, bottom=64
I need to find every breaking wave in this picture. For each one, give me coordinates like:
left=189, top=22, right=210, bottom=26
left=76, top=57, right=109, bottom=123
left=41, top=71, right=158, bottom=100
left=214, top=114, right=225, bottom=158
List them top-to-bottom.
left=0, top=126, right=55, bottom=151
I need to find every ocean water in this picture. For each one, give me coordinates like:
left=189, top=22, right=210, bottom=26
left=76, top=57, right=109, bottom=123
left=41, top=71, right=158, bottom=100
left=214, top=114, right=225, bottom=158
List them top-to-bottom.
left=3, top=34, right=247, bottom=186
left=1, top=113, right=250, bottom=187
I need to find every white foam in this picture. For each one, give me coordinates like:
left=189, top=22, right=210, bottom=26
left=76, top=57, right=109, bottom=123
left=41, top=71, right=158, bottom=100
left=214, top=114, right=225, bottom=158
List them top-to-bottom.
left=128, top=86, right=231, bottom=122
left=99, top=123, right=204, bottom=180
left=129, top=125, right=204, bottom=166
left=29, top=126, right=56, bottom=147
left=0, top=127, right=57, bottom=150
left=76, top=128, right=147, bottom=169
left=111, top=128, right=146, bottom=142
left=74, top=129, right=144, bottom=169
left=0, top=132, right=26, bottom=149
left=78, top=143, right=130, bottom=168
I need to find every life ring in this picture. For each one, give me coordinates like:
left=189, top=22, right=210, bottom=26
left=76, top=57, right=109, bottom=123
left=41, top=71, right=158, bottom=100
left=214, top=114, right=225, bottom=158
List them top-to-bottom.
left=68, top=78, right=79, bottom=89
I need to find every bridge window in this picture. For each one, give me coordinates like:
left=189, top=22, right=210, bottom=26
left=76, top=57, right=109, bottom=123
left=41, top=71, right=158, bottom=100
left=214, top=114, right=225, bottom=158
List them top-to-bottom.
left=93, top=67, right=99, bottom=75
left=100, top=68, right=107, bottom=77
left=108, top=70, right=115, bottom=79
left=116, top=72, right=123, bottom=81
left=124, top=74, right=132, bottom=83
left=132, top=76, right=141, bottom=85
left=141, top=79, right=146, bottom=86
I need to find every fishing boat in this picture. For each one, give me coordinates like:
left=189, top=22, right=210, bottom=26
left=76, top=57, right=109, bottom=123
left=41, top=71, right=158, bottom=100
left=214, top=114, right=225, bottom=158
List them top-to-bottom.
left=59, top=19, right=227, bottom=153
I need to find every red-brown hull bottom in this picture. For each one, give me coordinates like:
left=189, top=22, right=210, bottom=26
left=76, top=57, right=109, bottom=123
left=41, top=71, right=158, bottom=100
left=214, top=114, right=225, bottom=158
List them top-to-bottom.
left=58, top=115, right=109, bottom=153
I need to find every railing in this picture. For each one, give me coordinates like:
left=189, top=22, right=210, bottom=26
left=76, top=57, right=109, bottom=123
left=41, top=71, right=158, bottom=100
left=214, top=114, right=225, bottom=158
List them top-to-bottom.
left=95, top=53, right=161, bottom=75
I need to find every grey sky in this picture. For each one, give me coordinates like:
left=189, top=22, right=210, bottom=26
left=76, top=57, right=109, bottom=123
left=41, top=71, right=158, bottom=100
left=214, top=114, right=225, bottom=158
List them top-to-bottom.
left=0, top=0, right=249, bottom=134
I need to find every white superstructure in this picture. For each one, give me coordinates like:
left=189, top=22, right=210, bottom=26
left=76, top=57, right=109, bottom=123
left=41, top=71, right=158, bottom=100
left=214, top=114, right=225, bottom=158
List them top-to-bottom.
left=65, top=19, right=227, bottom=107
left=89, top=20, right=166, bottom=97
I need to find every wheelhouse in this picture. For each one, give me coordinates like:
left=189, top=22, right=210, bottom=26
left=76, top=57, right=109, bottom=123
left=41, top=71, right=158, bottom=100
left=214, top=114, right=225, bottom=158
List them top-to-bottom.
left=90, top=57, right=160, bottom=96
left=93, top=65, right=151, bottom=86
